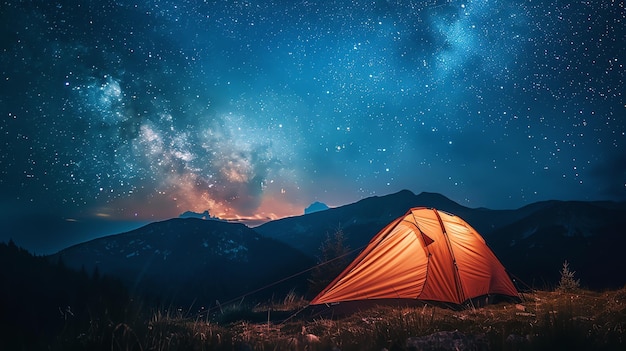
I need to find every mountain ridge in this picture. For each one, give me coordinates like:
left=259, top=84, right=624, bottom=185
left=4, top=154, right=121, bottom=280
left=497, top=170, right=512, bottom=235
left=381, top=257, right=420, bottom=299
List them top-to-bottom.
left=254, top=189, right=529, bottom=255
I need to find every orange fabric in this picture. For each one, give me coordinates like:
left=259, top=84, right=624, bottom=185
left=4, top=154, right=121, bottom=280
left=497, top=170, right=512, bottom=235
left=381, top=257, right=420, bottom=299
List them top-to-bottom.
left=310, top=207, right=518, bottom=305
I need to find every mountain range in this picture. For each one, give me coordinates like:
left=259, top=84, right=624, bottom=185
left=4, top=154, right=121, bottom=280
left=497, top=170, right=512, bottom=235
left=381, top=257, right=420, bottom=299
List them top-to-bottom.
left=53, top=190, right=626, bottom=307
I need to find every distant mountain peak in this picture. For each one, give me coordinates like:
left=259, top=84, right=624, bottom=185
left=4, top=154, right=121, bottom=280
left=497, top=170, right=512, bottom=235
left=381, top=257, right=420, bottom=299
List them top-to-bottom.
left=396, top=189, right=416, bottom=196
left=380, top=190, right=460, bottom=210
left=415, top=191, right=452, bottom=200
left=304, top=201, right=329, bottom=214
left=179, top=210, right=224, bottom=221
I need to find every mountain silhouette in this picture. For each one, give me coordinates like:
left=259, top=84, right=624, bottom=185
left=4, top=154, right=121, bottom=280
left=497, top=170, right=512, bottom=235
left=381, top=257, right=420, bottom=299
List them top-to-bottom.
left=255, top=190, right=528, bottom=256
left=487, top=200, right=626, bottom=289
left=53, top=218, right=313, bottom=306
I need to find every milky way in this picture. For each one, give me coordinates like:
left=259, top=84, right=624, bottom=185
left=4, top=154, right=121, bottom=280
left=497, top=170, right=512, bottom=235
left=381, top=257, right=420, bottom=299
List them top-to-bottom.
left=1, top=0, right=625, bottom=251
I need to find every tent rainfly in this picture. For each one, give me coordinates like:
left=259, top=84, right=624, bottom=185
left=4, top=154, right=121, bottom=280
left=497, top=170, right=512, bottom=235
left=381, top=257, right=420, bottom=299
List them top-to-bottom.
left=310, top=207, right=519, bottom=307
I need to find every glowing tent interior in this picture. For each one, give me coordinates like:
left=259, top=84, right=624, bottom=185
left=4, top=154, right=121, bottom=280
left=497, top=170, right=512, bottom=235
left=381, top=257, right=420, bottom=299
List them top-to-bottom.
left=310, top=207, right=519, bottom=307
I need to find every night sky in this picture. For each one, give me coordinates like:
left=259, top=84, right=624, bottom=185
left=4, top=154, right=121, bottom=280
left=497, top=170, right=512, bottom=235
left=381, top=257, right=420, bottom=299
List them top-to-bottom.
left=1, top=0, right=624, bottom=253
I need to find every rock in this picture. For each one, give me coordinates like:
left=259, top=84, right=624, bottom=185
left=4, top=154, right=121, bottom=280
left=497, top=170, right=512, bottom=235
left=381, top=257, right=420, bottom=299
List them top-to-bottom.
left=301, top=326, right=320, bottom=344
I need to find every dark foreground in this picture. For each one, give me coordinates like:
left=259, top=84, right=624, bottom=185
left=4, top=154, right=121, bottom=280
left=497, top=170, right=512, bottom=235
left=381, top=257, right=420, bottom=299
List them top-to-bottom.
left=30, top=288, right=626, bottom=350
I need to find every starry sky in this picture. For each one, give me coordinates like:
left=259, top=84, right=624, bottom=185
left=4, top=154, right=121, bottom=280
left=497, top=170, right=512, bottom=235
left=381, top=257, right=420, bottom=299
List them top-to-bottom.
left=1, top=0, right=625, bottom=253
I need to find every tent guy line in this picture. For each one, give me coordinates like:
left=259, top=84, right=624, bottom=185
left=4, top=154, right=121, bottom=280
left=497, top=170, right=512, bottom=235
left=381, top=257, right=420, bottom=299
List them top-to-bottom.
left=206, top=207, right=520, bottom=319
left=203, top=242, right=367, bottom=316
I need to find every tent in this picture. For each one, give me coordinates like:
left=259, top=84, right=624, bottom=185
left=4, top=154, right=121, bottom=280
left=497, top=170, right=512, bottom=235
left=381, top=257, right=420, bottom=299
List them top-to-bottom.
left=310, top=207, right=519, bottom=307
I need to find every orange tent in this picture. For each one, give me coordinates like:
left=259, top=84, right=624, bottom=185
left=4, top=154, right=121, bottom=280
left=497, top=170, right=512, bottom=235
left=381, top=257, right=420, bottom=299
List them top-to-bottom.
left=310, top=207, right=519, bottom=306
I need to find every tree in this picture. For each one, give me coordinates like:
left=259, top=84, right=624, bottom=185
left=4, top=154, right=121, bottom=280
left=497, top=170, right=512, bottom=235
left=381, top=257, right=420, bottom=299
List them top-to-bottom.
left=307, top=228, right=351, bottom=297
left=557, top=260, right=580, bottom=292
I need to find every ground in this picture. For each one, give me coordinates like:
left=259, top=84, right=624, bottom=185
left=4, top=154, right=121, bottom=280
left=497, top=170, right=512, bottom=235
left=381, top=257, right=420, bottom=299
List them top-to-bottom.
left=94, top=288, right=626, bottom=350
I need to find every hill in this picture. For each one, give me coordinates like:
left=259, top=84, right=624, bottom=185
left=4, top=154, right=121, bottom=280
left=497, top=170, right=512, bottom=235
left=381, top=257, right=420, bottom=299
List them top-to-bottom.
left=487, top=200, right=626, bottom=289
left=53, top=218, right=314, bottom=306
left=0, top=241, right=129, bottom=350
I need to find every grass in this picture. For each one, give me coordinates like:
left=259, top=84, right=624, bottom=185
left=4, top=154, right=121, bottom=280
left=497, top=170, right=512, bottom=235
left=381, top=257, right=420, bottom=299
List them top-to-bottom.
left=53, top=288, right=626, bottom=350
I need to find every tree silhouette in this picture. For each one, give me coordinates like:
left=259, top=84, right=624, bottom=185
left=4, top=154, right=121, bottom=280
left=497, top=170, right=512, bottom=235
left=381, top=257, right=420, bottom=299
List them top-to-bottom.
left=307, top=228, right=351, bottom=297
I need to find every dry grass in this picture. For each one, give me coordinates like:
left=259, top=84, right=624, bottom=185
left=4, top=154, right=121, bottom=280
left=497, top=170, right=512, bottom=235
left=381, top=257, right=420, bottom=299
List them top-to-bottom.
left=58, top=288, right=626, bottom=350
left=254, top=288, right=310, bottom=312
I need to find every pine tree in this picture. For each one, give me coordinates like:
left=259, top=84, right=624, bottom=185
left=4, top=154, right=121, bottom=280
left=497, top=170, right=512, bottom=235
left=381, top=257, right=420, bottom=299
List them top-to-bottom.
left=307, top=228, right=351, bottom=297
left=557, top=260, right=580, bottom=292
